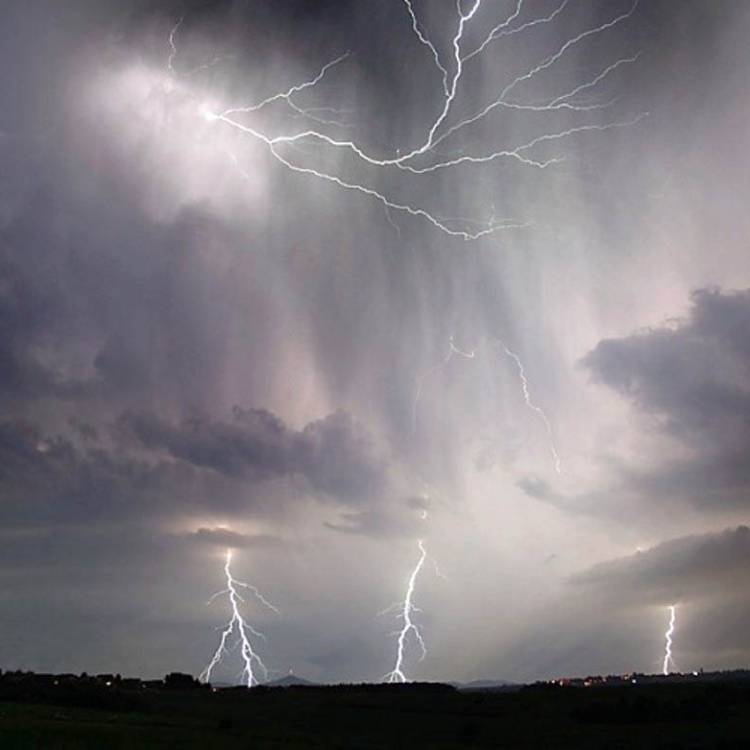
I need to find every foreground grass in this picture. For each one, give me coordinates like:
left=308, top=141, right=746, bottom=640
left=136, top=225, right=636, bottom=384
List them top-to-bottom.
left=2, top=680, right=750, bottom=749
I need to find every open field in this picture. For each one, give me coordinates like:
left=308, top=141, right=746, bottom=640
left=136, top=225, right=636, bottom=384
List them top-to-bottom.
left=2, top=677, right=750, bottom=749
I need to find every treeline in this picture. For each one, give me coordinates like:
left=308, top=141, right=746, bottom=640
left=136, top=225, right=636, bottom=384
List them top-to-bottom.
left=0, top=669, right=207, bottom=712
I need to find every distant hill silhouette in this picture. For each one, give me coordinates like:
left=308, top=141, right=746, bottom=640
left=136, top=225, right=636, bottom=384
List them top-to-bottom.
left=265, top=673, right=316, bottom=688
left=455, top=678, right=517, bottom=691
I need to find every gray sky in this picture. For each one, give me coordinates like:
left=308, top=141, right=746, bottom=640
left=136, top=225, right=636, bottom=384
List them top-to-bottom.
left=1, top=0, right=750, bottom=685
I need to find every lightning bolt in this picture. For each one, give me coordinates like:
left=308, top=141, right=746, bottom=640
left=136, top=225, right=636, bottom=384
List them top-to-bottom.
left=178, top=0, right=645, bottom=241
left=402, top=0, right=449, bottom=96
left=435, top=1, right=642, bottom=149
left=462, top=1, right=568, bottom=64
left=166, top=17, right=183, bottom=75
left=221, top=52, right=351, bottom=120
left=412, top=334, right=561, bottom=473
left=412, top=335, right=477, bottom=436
left=494, top=340, right=562, bottom=475
left=384, top=539, right=428, bottom=683
left=200, top=549, right=279, bottom=688
left=662, top=604, right=676, bottom=676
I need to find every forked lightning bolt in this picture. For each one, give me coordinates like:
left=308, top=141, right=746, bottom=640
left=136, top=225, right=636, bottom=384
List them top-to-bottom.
left=164, top=0, right=646, bottom=241
left=384, top=540, right=428, bottom=683
left=200, top=550, right=279, bottom=688
left=662, top=604, right=676, bottom=675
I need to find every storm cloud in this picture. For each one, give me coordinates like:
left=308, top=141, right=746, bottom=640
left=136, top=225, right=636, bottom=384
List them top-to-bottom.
left=581, top=288, right=750, bottom=512
left=583, top=288, right=750, bottom=446
left=122, top=407, right=389, bottom=504
left=572, top=525, right=750, bottom=605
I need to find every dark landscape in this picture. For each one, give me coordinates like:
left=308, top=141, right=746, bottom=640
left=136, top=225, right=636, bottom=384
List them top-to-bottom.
left=2, top=669, right=750, bottom=749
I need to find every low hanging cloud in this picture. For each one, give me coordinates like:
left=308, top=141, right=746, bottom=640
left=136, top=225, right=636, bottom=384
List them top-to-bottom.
left=578, top=287, right=750, bottom=512
left=518, top=288, right=750, bottom=520
left=582, top=288, right=750, bottom=444
left=0, top=406, right=395, bottom=533
left=121, top=407, right=389, bottom=506
left=0, top=418, right=170, bottom=525
left=571, top=525, right=750, bottom=606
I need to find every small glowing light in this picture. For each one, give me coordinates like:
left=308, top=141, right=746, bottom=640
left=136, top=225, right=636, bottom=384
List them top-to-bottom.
left=199, top=103, right=219, bottom=122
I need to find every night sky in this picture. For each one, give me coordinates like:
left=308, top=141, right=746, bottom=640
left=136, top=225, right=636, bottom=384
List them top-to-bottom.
left=2, top=0, right=750, bottom=685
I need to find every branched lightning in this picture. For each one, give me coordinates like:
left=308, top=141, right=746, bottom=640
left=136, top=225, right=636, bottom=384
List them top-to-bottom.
left=169, top=0, right=645, bottom=240
left=403, top=0, right=449, bottom=96
left=463, top=0, right=568, bottom=64
left=60, top=2, right=653, bottom=689
left=433, top=2, right=643, bottom=150
left=222, top=53, right=351, bottom=119
left=548, top=53, right=642, bottom=107
left=412, top=334, right=562, bottom=473
left=384, top=539, right=428, bottom=683
left=200, top=550, right=278, bottom=688
left=662, top=604, right=677, bottom=676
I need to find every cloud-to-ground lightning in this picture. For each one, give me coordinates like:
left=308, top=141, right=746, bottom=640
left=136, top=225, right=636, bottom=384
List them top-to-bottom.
left=169, top=0, right=646, bottom=241
left=384, top=540, right=429, bottom=683
left=200, top=550, right=279, bottom=688
left=662, top=604, right=677, bottom=675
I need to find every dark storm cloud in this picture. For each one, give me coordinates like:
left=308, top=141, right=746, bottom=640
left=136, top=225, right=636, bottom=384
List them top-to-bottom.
left=0, top=128, right=407, bottom=530
left=0, top=181, right=244, bottom=410
left=0, top=224, right=88, bottom=402
left=572, top=288, right=750, bottom=513
left=582, top=288, right=750, bottom=442
left=517, top=289, right=750, bottom=520
left=0, top=407, right=399, bottom=534
left=122, top=407, right=388, bottom=505
left=0, top=418, right=202, bottom=525
left=0, top=418, right=138, bottom=522
left=515, top=475, right=628, bottom=519
left=571, top=525, right=750, bottom=605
